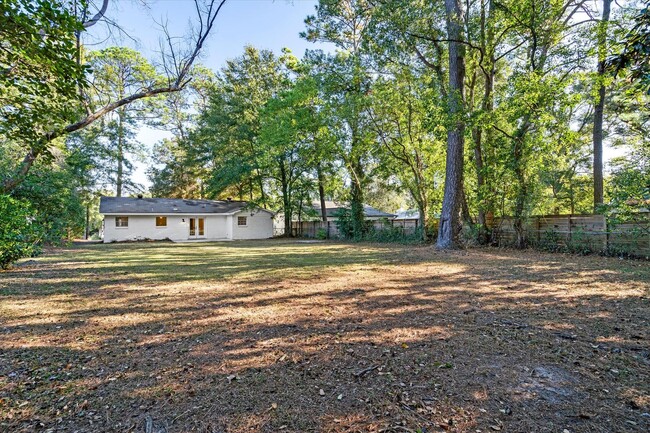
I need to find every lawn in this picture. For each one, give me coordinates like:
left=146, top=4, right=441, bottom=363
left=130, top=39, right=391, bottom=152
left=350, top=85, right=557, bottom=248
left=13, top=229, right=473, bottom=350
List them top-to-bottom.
left=0, top=240, right=649, bottom=433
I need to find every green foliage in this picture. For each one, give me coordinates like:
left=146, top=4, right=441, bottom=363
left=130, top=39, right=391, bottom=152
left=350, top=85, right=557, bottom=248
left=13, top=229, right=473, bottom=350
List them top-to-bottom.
left=0, top=0, right=86, bottom=147
left=609, top=3, right=650, bottom=94
left=191, top=46, right=292, bottom=203
left=84, top=47, right=163, bottom=195
left=603, top=151, right=650, bottom=221
left=12, top=167, right=85, bottom=243
left=0, top=195, right=42, bottom=269
left=333, top=208, right=354, bottom=239
left=333, top=211, right=423, bottom=243
left=364, top=223, right=424, bottom=244
left=315, top=228, right=328, bottom=240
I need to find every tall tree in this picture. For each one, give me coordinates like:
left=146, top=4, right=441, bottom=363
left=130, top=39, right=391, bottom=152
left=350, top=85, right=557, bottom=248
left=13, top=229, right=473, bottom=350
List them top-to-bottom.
left=0, top=0, right=86, bottom=186
left=303, top=0, right=375, bottom=239
left=437, top=0, right=466, bottom=249
left=593, top=0, right=612, bottom=210
left=86, top=47, right=161, bottom=196
left=191, top=47, right=291, bottom=204
left=147, top=65, right=216, bottom=198
left=369, top=67, right=446, bottom=239
left=260, top=75, right=322, bottom=236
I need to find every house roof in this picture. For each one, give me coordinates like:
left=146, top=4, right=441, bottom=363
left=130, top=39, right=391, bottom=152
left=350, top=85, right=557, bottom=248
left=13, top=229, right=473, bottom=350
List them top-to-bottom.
left=99, top=196, right=265, bottom=215
left=312, top=201, right=396, bottom=219
left=393, top=209, right=420, bottom=220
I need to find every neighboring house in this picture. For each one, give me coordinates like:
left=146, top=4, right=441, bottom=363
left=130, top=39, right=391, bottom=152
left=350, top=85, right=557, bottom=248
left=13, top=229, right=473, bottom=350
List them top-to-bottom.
left=99, top=196, right=274, bottom=243
left=286, top=200, right=396, bottom=237
left=309, top=200, right=396, bottom=221
left=393, top=209, right=422, bottom=234
left=393, top=209, right=420, bottom=222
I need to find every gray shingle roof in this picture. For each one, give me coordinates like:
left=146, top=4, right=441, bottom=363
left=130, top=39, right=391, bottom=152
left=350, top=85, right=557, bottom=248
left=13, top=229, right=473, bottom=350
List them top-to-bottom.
left=99, top=196, right=251, bottom=215
left=311, top=201, right=396, bottom=219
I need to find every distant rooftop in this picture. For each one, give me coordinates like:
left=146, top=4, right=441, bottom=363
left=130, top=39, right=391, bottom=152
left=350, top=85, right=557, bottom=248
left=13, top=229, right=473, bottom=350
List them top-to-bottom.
left=99, top=196, right=251, bottom=215
left=311, top=201, right=395, bottom=219
left=393, top=209, right=420, bottom=220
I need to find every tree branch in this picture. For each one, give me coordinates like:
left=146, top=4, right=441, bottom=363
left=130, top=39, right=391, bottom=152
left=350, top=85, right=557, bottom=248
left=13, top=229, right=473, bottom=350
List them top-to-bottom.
left=2, top=0, right=228, bottom=194
left=83, top=0, right=110, bottom=28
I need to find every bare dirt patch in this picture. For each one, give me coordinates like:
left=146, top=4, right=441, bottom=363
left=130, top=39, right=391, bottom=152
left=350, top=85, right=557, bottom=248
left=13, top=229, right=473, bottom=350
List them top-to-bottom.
left=1, top=240, right=648, bottom=432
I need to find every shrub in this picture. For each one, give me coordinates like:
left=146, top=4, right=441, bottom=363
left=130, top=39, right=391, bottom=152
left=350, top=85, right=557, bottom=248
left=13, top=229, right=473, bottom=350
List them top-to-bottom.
left=0, top=195, right=42, bottom=269
left=333, top=208, right=354, bottom=239
left=365, top=225, right=424, bottom=244
left=315, top=228, right=328, bottom=240
left=536, top=229, right=563, bottom=252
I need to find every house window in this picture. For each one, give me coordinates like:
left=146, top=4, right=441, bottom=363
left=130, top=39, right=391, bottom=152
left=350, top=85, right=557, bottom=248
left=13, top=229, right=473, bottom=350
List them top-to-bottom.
left=115, top=216, right=129, bottom=228
left=155, top=216, right=167, bottom=227
left=237, top=216, right=247, bottom=226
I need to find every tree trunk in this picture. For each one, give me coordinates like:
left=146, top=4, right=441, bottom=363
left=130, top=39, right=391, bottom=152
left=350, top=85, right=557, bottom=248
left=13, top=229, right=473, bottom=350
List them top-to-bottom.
left=437, top=0, right=466, bottom=249
left=473, top=0, right=494, bottom=244
left=593, top=0, right=611, bottom=211
left=116, top=109, right=124, bottom=197
left=512, top=125, right=528, bottom=248
left=349, top=155, right=365, bottom=240
left=280, top=162, right=293, bottom=237
left=317, top=164, right=328, bottom=222
left=460, top=186, right=473, bottom=226
left=418, top=201, right=428, bottom=241
left=85, top=202, right=90, bottom=240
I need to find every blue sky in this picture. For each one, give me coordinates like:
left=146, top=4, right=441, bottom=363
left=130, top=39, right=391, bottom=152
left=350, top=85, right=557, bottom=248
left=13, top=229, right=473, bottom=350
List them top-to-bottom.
left=98, top=0, right=321, bottom=71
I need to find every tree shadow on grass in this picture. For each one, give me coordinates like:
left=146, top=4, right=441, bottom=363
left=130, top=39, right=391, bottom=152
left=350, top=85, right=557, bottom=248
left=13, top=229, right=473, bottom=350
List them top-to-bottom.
left=0, top=241, right=649, bottom=433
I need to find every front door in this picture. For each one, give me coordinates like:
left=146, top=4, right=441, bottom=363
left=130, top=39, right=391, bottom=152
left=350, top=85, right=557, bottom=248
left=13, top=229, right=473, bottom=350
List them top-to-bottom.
left=189, top=217, right=205, bottom=238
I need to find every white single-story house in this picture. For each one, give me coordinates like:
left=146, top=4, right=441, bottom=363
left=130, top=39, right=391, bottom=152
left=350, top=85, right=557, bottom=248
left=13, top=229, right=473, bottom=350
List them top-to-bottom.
left=99, top=196, right=274, bottom=243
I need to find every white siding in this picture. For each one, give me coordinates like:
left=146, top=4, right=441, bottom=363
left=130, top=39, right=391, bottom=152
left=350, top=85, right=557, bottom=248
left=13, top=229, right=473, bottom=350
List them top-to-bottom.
left=231, top=210, right=274, bottom=240
left=102, top=212, right=272, bottom=242
left=103, top=215, right=231, bottom=242
left=104, top=215, right=185, bottom=242
left=204, top=215, right=228, bottom=239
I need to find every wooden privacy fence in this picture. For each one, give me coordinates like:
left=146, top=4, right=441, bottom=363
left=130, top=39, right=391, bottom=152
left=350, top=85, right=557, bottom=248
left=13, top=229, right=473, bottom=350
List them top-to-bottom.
left=291, top=213, right=649, bottom=257
left=489, top=213, right=650, bottom=257
left=291, top=219, right=420, bottom=238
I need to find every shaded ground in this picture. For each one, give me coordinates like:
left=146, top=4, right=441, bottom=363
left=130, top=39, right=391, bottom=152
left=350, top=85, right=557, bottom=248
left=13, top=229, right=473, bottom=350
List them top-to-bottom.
left=0, top=239, right=649, bottom=433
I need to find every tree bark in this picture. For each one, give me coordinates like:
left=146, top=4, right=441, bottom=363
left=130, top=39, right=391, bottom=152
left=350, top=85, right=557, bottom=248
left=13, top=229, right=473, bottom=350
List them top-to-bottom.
left=437, top=0, right=466, bottom=249
left=593, top=0, right=611, bottom=211
left=116, top=109, right=125, bottom=197
left=350, top=158, right=365, bottom=239
left=279, top=161, right=293, bottom=237
left=317, top=164, right=328, bottom=222
left=85, top=202, right=90, bottom=240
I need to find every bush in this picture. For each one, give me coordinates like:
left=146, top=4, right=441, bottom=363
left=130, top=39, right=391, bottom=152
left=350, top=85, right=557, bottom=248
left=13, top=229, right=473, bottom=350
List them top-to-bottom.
left=0, top=195, right=42, bottom=269
left=333, top=208, right=354, bottom=239
left=364, top=224, right=424, bottom=243
left=315, top=228, right=328, bottom=240
left=536, top=229, right=563, bottom=252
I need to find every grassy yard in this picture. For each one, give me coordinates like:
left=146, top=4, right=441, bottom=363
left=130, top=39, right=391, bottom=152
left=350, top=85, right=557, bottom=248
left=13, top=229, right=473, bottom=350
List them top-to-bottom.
left=1, top=240, right=649, bottom=433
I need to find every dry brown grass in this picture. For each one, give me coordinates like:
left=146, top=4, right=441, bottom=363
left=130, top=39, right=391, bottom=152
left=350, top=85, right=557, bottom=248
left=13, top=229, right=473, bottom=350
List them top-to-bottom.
left=0, top=239, right=648, bottom=433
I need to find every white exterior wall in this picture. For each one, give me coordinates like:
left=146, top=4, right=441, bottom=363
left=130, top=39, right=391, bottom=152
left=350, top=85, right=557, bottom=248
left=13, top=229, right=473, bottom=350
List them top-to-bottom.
left=231, top=210, right=274, bottom=240
left=102, top=212, right=272, bottom=242
left=103, top=214, right=230, bottom=242
left=104, top=215, right=186, bottom=242
left=204, top=215, right=229, bottom=239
